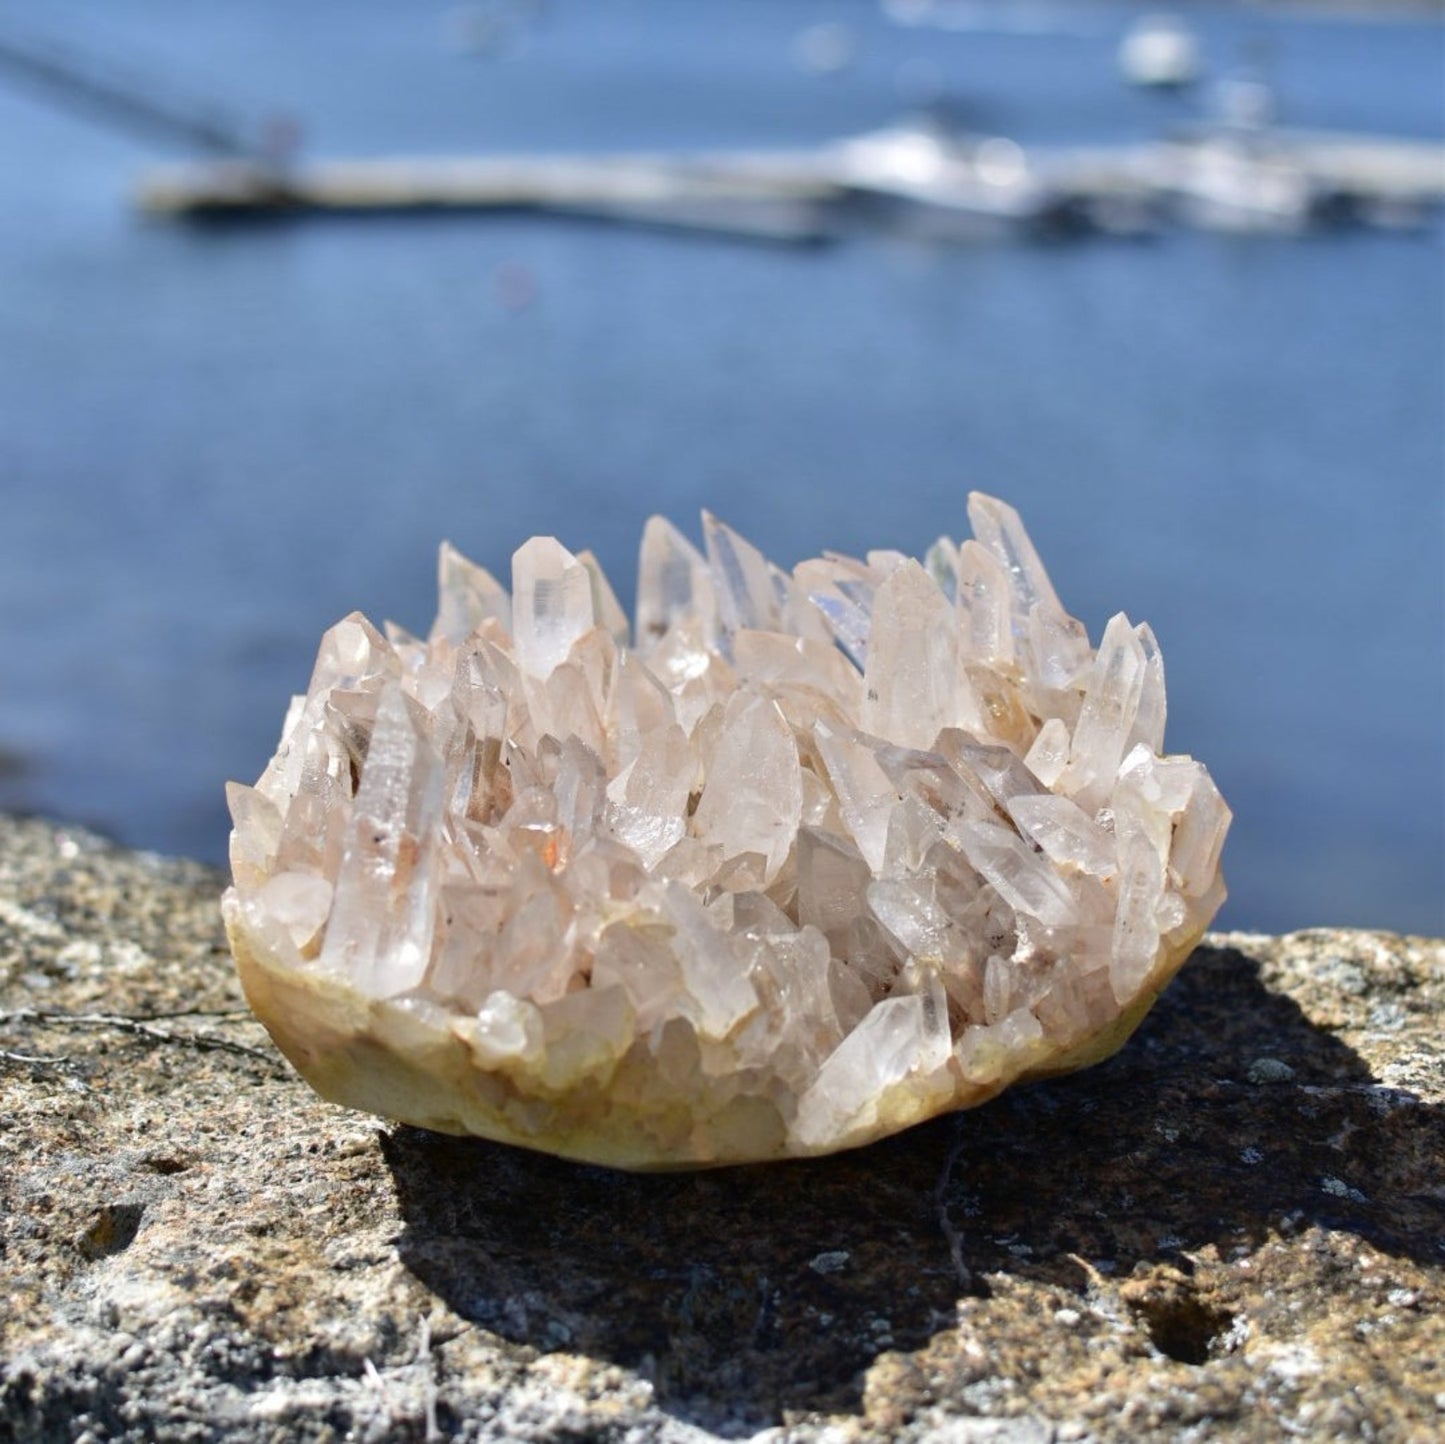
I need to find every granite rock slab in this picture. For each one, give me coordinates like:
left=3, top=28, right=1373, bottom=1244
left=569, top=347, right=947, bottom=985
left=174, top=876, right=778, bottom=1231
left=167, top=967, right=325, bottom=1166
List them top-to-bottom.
left=1, top=813, right=1441, bottom=1442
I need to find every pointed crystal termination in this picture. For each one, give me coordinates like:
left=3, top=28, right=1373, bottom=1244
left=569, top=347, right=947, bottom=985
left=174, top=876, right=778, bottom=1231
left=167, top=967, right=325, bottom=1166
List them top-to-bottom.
left=966, top=491, right=1064, bottom=620
left=225, top=495, right=1229, bottom=1171
left=703, top=509, right=783, bottom=642
left=636, top=516, right=713, bottom=651
left=511, top=536, right=596, bottom=680
left=432, top=541, right=511, bottom=646
left=576, top=549, right=630, bottom=647
left=862, top=560, right=965, bottom=750
left=1064, top=612, right=1149, bottom=810
left=318, top=684, right=443, bottom=998
left=692, top=689, right=803, bottom=883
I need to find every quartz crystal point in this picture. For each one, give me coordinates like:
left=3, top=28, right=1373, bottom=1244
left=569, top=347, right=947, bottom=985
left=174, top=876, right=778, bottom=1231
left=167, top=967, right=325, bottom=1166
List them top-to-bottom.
left=224, top=494, right=1230, bottom=1170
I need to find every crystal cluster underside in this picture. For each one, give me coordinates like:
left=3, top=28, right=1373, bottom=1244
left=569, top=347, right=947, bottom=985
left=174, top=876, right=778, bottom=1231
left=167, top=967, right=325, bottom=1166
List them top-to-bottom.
left=223, top=493, right=1229, bottom=1169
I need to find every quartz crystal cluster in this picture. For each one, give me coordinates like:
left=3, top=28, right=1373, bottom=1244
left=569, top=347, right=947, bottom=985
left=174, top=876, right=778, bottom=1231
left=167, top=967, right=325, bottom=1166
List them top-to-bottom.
left=224, top=494, right=1229, bottom=1169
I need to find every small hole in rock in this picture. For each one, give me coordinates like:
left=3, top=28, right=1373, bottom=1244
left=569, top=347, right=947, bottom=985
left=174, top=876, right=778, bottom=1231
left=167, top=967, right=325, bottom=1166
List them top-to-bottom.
left=141, top=1156, right=188, bottom=1175
left=76, top=1203, right=144, bottom=1260
left=1135, top=1291, right=1236, bottom=1366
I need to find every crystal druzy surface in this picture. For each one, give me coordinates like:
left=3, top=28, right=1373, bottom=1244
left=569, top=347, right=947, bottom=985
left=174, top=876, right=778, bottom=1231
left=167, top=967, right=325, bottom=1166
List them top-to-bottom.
left=223, top=495, right=1230, bottom=1169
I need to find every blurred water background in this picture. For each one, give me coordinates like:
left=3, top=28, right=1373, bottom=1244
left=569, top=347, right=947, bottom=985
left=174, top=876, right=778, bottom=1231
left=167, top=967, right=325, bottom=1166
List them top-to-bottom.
left=0, top=0, right=1441, bottom=934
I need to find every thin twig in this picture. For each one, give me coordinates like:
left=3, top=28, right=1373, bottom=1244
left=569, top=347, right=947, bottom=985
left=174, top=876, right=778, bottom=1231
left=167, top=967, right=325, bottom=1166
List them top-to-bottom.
left=2, top=1005, right=251, bottom=1022
left=120, top=1005, right=252, bottom=1020
left=0, top=1007, right=279, bottom=1066
left=0, top=1046, right=75, bottom=1070
left=934, top=1125, right=973, bottom=1292
left=419, top=1315, right=441, bottom=1444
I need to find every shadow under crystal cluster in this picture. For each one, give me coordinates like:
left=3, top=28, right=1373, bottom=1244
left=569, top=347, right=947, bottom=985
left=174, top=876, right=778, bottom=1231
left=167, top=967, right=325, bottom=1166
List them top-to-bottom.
left=223, top=494, right=1230, bottom=1169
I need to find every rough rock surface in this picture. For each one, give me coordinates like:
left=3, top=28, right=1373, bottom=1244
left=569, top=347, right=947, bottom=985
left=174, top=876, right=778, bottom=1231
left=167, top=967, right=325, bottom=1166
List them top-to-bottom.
left=1, top=812, right=1441, bottom=1442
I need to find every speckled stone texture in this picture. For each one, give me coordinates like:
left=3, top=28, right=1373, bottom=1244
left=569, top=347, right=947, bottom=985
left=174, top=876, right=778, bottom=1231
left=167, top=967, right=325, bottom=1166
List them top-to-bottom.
left=1, top=812, right=1441, bottom=1443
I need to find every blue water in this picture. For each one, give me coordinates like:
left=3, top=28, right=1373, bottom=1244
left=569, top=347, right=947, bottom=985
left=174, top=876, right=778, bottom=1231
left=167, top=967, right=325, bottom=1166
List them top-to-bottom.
left=0, top=0, right=1441, bottom=935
